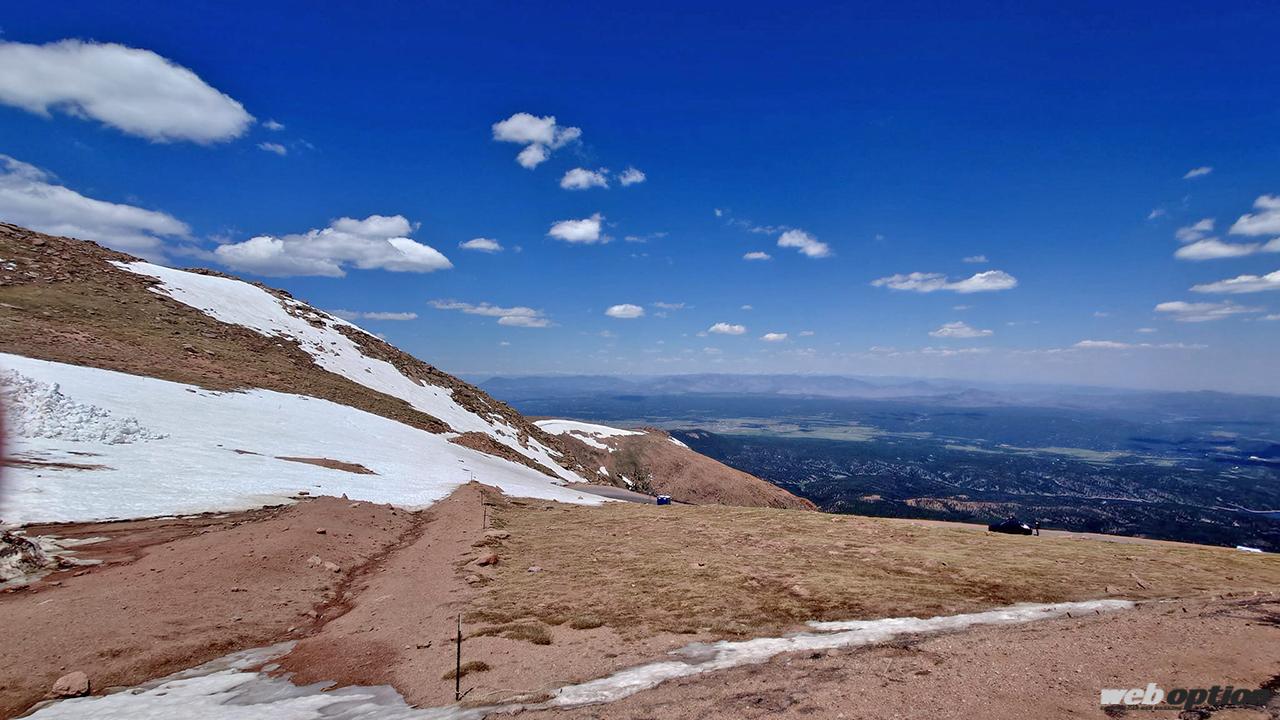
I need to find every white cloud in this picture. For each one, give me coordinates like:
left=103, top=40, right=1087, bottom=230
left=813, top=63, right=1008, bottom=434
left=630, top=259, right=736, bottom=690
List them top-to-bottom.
left=0, top=40, right=253, bottom=143
left=491, top=112, right=581, bottom=169
left=263, top=119, right=285, bottom=131
left=257, top=142, right=287, bottom=156
left=0, top=154, right=189, bottom=256
left=1182, top=166, right=1213, bottom=179
left=560, top=167, right=609, bottom=190
left=618, top=167, right=646, bottom=186
left=1229, top=194, right=1280, bottom=236
left=1147, top=208, right=1167, bottom=220
left=548, top=213, right=604, bottom=244
left=214, top=214, right=452, bottom=277
left=1175, top=218, right=1214, bottom=243
left=777, top=229, right=832, bottom=258
left=459, top=237, right=503, bottom=253
left=1174, top=237, right=1280, bottom=260
left=743, top=251, right=772, bottom=261
left=962, top=255, right=988, bottom=264
left=1190, top=269, right=1280, bottom=294
left=872, top=270, right=1018, bottom=294
left=429, top=300, right=550, bottom=328
left=1154, top=300, right=1264, bottom=322
left=651, top=302, right=686, bottom=310
left=605, top=303, right=645, bottom=319
left=330, top=310, right=417, bottom=321
left=1264, top=314, right=1280, bottom=321
left=928, top=321, right=993, bottom=339
left=708, top=322, right=746, bottom=335
left=1137, top=327, right=1157, bottom=333
left=799, top=330, right=815, bottom=336
left=760, top=332, right=788, bottom=342
left=1073, top=340, right=1206, bottom=350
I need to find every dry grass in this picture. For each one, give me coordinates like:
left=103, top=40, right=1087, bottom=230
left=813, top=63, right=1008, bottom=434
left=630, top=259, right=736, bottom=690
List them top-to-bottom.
left=470, top=501, right=1280, bottom=640
left=470, top=622, right=554, bottom=645
left=442, top=661, right=490, bottom=680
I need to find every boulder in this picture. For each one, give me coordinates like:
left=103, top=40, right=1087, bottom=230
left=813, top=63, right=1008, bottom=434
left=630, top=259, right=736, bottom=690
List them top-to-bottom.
left=51, top=671, right=89, bottom=698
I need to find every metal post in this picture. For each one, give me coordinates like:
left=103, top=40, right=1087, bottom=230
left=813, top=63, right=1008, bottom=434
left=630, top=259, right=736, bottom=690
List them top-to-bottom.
left=455, top=613, right=462, bottom=701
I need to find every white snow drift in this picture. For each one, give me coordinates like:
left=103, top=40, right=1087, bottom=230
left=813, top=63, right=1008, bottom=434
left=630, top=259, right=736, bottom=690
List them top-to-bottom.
left=0, top=354, right=601, bottom=525
left=535, top=419, right=643, bottom=451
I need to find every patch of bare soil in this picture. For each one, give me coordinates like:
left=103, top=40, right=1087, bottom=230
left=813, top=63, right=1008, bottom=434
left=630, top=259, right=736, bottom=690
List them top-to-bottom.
left=557, top=427, right=816, bottom=510
left=275, top=456, right=377, bottom=475
left=0, top=497, right=416, bottom=718
left=472, top=500, right=1280, bottom=640
left=518, top=594, right=1280, bottom=720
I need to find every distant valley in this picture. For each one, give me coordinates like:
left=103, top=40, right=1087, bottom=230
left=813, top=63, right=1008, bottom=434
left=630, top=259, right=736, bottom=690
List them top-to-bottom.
left=480, top=375, right=1280, bottom=551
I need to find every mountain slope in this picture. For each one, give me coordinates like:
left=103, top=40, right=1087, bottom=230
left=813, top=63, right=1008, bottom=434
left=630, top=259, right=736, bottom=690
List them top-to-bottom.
left=0, top=223, right=811, bottom=522
left=537, top=419, right=816, bottom=510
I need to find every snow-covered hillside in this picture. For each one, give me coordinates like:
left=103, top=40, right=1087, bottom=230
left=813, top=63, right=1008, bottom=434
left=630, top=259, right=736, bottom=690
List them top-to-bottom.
left=114, top=260, right=578, bottom=483
left=0, top=354, right=602, bottom=525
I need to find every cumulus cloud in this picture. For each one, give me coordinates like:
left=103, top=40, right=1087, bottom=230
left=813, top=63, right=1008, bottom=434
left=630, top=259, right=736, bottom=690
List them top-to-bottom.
left=0, top=40, right=253, bottom=143
left=491, top=112, right=581, bottom=169
left=257, top=142, right=287, bottom=156
left=0, top=154, right=189, bottom=256
left=1183, top=166, right=1213, bottom=179
left=560, top=167, right=609, bottom=190
left=618, top=167, right=646, bottom=186
left=1229, top=194, right=1280, bottom=236
left=547, top=213, right=604, bottom=244
left=214, top=214, right=452, bottom=277
left=1175, top=218, right=1214, bottom=243
left=777, top=229, right=832, bottom=258
left=459, top=237, right=503, bottom=253
left=1175, top=237, right=1280, bottom=260
left=743, top=251, right=772, bottom=261
left=962, top=255, right=988, bottom=264
left=871, top=270, right=1018, bottom=294
left=1190, top=270, right=1280, bottom=294
left=429, top=300, right=550, bottom=328
left=1154, top=300, right=1263, bottom=322
left=605, top=303, right=645, bottom=319
left=330, top=310, right=418, bottom=321
left=928, top=321, right=993, bottom=339
left=708, top=322, right=746, bottom=335
left=760, top=332, right=788, bottom=342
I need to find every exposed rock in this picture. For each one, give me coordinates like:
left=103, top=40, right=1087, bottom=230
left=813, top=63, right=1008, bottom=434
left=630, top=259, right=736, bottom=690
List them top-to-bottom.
left=315, top=528, right=326, bottom=535
left=484, top=530, right=511, bottom=540
left=476, top=553, right=500, bottom=567
left=322, top=561, right=340, bottom=573
left=51, top=671, right=89, bottom=698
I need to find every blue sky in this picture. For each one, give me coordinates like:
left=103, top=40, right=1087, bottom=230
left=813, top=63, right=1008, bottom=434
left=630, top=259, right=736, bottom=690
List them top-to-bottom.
left=1, top=1, right=1278, bottom=394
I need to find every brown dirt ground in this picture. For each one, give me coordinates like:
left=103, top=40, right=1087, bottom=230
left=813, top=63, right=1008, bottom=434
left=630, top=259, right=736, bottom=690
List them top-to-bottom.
left=5, top=487, right=1278, bottom=718
left=0, top=497, right=418, bottom=718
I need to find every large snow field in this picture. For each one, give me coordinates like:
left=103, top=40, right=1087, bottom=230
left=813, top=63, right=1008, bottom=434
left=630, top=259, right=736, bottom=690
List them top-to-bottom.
left=112, top=261, right=577, bottom=483
left=0, top=353, right=603, bottom=526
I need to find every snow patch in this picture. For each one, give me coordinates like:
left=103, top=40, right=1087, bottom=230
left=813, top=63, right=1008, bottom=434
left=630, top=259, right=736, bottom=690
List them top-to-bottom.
left=2, top=369, right=167, bottom=444
left=535, top=419, right=643, bottom=451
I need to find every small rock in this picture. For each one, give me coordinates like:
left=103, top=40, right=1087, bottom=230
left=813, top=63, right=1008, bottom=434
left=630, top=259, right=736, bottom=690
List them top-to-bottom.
left=297, top=490, right=310, bottom=496
left=315, top=527, right=326, bottom=535
left=484, top=530, right=510, bottom=540
left=476, top=553, right=500, bottom=567
left=307, top=555, right=324, bottom=567
left=323, top=561, right=341, bottom=573
left=527, top=566, right=542, bottom=573
left=464, top=574, right=484, bottom=584
left=788, top=584, right=811, bottom=599
left=51, top=671, right=89, bottom=698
